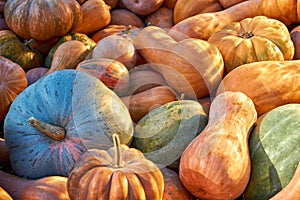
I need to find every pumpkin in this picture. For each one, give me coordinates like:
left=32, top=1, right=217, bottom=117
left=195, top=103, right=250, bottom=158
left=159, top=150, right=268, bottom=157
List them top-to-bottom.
left=0, top=0, right=7, bottom=13
left=4, top=0, right=82, bottom=41
left=71, top=0, right=111, bottom=35
left=104, top=0, right=119, bottom=9
left=121, top=0, right=164, bottom=15
left=169, top=0, right=261, bottom=41
left=173, top=0, right=223, bottom=24
left=219, top=0, right=247, bottom=8
left=145, top=7, right=174, bottom=28
left=109, top=9, right=144, bottom=28
left=0, top=14, right=8, bottom=30
left=208, top=16, right=295, bottom=74
left=91, top=24, right=139, bottom=43
left=290, top=25, right=300, bottom=60
left=134, top=26, right=224, bottom=99
left=0, top=30, right=43, bottom=71
left=45, top=32, right=96, bottom=68
left=92, top=34, right=137, bottom=69
left=27, top=37, right=59, bottom=57
left=47, top=40, right=91, bottom=74
left=0, top=56, right=27, bottom=122
left=76, top=58, right=130, bottom=93
left=216, top=60, right=300, bottom=116
left=118, top=64, right=167, bottom=97
left=26, top=67, right=49, bottom=85
left=4, top=69, right=133, bottom=179
left=121, top=86, right=177, bottom=123
left=179, top=91, right=257, bottom=199
left=132, top=99, right=208, bottom=170
left=244, top=104, right=300, bottom=200
left=67, top=134, right=164, bottom=200
left=0, top=138, right=9, bottom=166
left=269, top=162, right=300, bottom=200
left=160, top=167, right=193, bottom=200
left=0, top=171, right=69, bottom=200
left=0, top=186, right=12, bottom=200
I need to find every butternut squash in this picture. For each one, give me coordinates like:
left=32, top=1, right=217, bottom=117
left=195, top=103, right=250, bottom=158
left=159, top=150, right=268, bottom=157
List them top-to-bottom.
left=216, top=60, right=300, bottom=116
left=179, top=91, right=257, bottom=199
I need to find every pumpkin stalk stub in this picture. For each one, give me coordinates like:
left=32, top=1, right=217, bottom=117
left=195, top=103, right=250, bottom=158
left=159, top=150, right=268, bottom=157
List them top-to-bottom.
left=238, top=31, right=254, bottom=38
left=27, top=117, right=66, bottom=141
left=112, top=133, right=125, bottom=168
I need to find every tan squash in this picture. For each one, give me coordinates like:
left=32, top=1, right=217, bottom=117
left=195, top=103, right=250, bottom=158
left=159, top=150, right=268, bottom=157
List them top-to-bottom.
left=71, top=0, right=111, bottom=34
left=169, top=0, right=261, bottom=41
left=173, top=0, right=223, bottom=24
left=145, top=7, right=174, bottom=28
left=110, top=9, right=144, bottom=28
left=134, top=26, right=224, bottom=99
left=92, top=34, right=137, bottom=69
left=47, top=40, right=90, bottom=74
left=216, top=60, right=300, bottom=116
left=121, top=86, right=177, bottom=122
left=179, top=91, right=257, bottom=199
left=269, top=162, right=300, bottom=200
left=0, top=171, right=70, bottom=200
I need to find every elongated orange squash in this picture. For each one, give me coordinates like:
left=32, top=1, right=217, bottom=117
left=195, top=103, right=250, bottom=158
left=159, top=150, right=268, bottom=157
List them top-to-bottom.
left=216, top=60, right=300, bottom=116
left=179, top=91, right=257, bottom=199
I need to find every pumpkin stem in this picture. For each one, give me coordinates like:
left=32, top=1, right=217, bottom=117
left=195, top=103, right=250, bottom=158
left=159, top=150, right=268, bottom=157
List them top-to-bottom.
left=238, top=31, right=254, bottom=38
left=27, top=117, right=66, bottom=141
left=112, top=133, right=124, bottom=168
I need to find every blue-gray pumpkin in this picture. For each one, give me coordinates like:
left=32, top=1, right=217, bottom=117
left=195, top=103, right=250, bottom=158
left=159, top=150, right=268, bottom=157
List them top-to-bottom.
left=4, top=69, right=134, bottom=179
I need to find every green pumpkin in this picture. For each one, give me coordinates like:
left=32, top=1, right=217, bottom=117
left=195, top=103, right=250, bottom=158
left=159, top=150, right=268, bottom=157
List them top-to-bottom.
left=0, top=30, right=43, bottom=71
left=45, top=32, right=96, bottom=67
left=4, top=69, right=133, bottom=179
left=132, top=99, right=208, bottom=169
left=244, top=103, right=300, bottom=199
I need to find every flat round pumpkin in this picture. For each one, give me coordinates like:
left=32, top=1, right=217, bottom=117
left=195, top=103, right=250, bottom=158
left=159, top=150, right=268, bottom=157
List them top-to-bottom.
left=208, top=16, right=295, bottom=74
left=4, top=69, right=134, bottom=179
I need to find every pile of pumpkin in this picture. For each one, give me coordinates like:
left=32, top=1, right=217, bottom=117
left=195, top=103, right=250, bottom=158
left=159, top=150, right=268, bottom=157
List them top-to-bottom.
left=0, top=0, right=300, bottom=199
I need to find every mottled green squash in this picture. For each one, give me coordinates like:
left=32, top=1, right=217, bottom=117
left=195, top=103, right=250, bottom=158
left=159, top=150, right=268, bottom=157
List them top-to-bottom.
left=0, top=30, right=43, bottom=71
left=45, top=32, right=96, bottom=68
left=132, top=99, right=208, bottom=169
left=244, top=103, right=300, bottom=199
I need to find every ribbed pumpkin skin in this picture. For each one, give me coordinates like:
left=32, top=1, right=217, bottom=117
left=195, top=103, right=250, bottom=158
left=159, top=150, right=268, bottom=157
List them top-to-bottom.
left=4, top=0, right=82, bottom=41
left=208, top=16, right=295, bottom=74
left=0, top=30, right=43, bottom=71
left=0, top=56, right=27, bottom=122
left=4, top=70, right=133, bottom=179
left=133, top=100, right=208, bottom=170
left=244, top=104, right=300, bottom=200
left=67, top=146, right=164, bottom=200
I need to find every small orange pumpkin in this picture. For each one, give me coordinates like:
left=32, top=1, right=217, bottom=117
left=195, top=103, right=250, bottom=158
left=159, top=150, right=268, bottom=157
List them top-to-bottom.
left=110, top=9, right=144, bottom=28
left=67, top=134, right=164, bottom=199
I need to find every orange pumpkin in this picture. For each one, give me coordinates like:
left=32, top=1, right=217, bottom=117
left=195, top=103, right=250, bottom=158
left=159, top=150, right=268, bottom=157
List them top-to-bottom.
left=121, top=0, right=164, bottom=15
left=145, top=7, right=174, bottom=28
left=110, top=9, right=144, bottom=28
left=208, top=16, right=295, bottom=74
left=0, top=56, right=27, bottom=122
left=67, top=134, right=164, bottom=199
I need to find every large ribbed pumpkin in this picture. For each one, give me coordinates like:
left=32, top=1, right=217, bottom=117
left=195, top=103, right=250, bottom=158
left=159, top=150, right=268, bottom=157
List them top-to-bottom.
left=4, top=0, right=82, bottom=41
left=208, top=16, right=295, bottom=74
left=4, top=69, right=134, bottom=179
left=244, top=104, right=300, bottom=200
